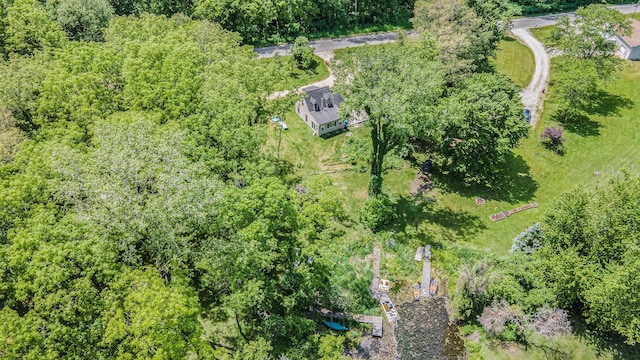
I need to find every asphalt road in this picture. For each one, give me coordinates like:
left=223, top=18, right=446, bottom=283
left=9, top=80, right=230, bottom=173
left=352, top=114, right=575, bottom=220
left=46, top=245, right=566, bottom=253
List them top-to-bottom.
left=254, top=3, right=640, bottom=58
left=512, top=3, right=639, bottom=29
left=254, top=32, right=403, bottom=58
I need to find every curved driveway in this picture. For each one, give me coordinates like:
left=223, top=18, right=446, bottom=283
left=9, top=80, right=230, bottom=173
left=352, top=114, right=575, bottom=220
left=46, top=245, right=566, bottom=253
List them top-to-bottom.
left=511, top=28, right=549, bottom=127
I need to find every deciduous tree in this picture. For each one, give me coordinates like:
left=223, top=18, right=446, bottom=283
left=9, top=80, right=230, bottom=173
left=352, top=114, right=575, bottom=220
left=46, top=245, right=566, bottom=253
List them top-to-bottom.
left=4, top=0, right=66, bottom=55
left=55, top=0, right=114, bottom=41
left=333, top=41, right=444, bottom=196
left=435, top=73, right=528, bottom=184
left=538, top=174, right=640, bottom=344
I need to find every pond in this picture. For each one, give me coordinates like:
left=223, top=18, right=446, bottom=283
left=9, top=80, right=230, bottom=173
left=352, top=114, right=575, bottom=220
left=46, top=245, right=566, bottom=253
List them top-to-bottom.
left=395, top=297, right=466, bottom=360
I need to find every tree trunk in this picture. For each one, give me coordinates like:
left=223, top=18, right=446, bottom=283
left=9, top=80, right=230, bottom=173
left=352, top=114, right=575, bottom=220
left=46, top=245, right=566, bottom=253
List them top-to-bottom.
left=368, top=114, right=386, bottom=197
left=235, top=312, right=246, bottom=339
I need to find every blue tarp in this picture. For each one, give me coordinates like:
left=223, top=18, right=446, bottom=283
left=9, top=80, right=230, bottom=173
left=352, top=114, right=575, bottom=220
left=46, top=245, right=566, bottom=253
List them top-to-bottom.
left=323, top=321, right=349, bottom=331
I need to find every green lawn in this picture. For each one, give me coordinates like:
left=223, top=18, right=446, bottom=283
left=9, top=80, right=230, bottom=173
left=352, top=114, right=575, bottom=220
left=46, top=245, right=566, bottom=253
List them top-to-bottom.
left=530, top=25, right=554, bottom=46
left=492, top=36, right=535, bottom=89
left=258, top=55, right=329, bottom=92
left=434, top=62, right=640, bottom=254
left=263, top=107, right=415, bottom=213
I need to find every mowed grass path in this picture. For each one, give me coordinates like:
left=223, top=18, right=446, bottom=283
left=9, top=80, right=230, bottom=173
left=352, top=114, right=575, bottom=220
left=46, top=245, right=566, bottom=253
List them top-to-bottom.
left=492, top=36, right=535, bottom=89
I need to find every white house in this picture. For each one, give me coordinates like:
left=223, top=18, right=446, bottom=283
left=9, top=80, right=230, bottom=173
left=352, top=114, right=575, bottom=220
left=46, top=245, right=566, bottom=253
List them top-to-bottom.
left=616, top=18, right=640, bottom=60
left=296, top=86, right=346, bottom=136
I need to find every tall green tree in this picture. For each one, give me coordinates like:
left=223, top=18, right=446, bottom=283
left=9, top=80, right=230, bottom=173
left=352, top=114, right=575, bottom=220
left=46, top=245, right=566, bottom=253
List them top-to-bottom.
left=4, top=0, right=66, bottom=55
left=55, top=0, right=114, bottom=41
left=108, top=0, right=193, bottom=16
left=411, top=0, right=482, bottom=84
left=465, top=0, right=518, bottom=71
left=549, top=4, right=630, bottom=60
left=548, top=5, right=630, bottom=116
left=121, top=31, right=205, bottom=121
left=333, top=41, right=444, bottom=196
left=36, top=42, right=124, bottom=138
left=0, top=53, right=50, bottom=133
left=435, top=73, right=528, bottom=184
left=0, top=107, right=25, bottom=164
left=538, top=174, right=640, bottom=344
left=101, top=268, right=204, bottom=359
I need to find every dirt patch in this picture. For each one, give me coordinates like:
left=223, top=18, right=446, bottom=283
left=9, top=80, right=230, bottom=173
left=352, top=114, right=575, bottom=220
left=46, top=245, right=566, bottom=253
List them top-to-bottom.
left=410, top=175, right=434, bottom=197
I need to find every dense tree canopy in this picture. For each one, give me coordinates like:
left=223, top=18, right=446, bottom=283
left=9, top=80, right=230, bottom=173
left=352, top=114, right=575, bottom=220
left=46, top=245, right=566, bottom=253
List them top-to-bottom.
left=3, top=0, right=66, bottom=56
left=53, top=0, right=114, bottom=41
left=412, top=0, right=516, bottom=83
left=0, top=13, right=348, bottom=359
left=435, top=73, right=529, bottom=184
left=537, top=174, right=640, bottom=344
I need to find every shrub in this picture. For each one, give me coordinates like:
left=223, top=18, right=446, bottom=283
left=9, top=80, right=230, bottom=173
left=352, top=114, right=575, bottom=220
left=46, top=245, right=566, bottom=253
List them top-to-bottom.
left=540, top=126, right=565, bottom=154
left=359, top=194, right=396, bottom=231
left=510, top=222, right=543, bottom=254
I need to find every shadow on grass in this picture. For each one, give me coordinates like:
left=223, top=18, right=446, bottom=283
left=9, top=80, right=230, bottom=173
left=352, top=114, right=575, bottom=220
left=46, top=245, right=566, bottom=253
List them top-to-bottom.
left=582, top=89, right=634, bottom=117
left=553, top=90, right=633, bottom=137
left=552, top=110, right=601, bottom=137
left=431, top=153, right=537, bottom=203
left=392, top=195, right=487, bottom=241
left=571, top=313, right=640, bottom=360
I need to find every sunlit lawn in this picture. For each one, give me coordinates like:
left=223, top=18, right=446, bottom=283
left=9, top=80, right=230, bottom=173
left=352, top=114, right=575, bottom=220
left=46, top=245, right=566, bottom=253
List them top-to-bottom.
left=530, top=25, right=554, bottom=46
left=492, top=35, right=535, bottom=89
left=258, top=55, right=329, bottom=92
left=263, top=108, right=415, bottom=214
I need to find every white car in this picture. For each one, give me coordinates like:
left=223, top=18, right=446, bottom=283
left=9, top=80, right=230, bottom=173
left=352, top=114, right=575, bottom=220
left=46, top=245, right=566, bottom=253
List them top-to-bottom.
left=280, top=121, right=288, bottom=130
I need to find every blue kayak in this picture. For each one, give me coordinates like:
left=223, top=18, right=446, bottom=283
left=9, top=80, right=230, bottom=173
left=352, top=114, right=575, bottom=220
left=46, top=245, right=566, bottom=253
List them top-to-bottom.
left=323, top=321, right=349, bottom=331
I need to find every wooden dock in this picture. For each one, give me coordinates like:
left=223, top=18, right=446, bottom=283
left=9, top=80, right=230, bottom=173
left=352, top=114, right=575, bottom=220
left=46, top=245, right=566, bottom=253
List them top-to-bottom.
left=370, top=243, right=381, bottom=299
left=420, top=245, right=432, bottom=298
left=414, top=246, right=424, bottom=261
left=316, top=308, right=384, bottom=337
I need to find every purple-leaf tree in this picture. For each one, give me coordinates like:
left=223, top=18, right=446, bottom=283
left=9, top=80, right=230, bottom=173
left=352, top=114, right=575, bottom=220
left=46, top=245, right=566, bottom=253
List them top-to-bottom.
left=540, top=126, right=565, bottom=154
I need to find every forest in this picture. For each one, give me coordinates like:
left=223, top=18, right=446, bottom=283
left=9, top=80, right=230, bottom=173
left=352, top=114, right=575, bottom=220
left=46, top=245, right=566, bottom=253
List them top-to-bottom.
left=0, top=0, right=639, bottom=359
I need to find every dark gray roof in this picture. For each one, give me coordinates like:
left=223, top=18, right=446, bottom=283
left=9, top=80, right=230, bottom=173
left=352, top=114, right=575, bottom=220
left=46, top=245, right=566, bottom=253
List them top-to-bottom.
left=302, top=86, right=344, bottom=126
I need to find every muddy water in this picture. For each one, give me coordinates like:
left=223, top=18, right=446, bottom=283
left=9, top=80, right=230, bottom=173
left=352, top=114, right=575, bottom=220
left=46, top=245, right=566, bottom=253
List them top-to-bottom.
left=395, top=297, right=466, bottom=360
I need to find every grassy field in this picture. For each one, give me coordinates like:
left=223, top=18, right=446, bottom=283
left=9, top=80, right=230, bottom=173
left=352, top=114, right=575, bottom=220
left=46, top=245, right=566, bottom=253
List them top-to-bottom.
left=530, top=25, right=554, bottom=46
left=492, top=36, right=535, bottom=89
left=258, top=55, right=329, bottom=92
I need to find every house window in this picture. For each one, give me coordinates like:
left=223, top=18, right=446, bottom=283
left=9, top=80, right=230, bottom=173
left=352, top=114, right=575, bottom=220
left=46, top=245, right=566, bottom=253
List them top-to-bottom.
left=297, top=106, right=300, bottom=113
left=305, top=115, right=308, bottom=123
left=321, top=125, right=324, bottom=131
